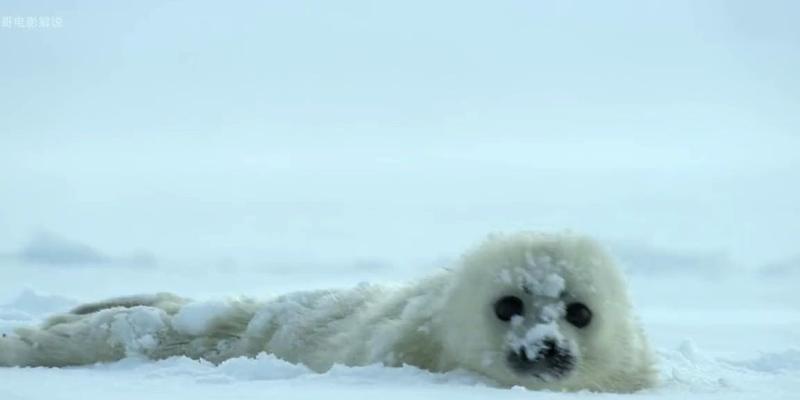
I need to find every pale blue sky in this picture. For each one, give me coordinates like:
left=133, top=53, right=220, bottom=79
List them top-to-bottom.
left=1, top=1, right=798, bottom=269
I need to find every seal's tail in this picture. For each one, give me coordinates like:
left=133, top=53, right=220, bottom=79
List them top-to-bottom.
left=0, top=293, right=257, bottom=367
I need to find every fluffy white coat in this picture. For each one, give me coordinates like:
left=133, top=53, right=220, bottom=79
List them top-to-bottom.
left=0, top=232, right=656, bottom=392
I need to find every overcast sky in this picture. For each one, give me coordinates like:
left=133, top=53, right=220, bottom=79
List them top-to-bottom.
left=1, top=1, right=798, bottom=269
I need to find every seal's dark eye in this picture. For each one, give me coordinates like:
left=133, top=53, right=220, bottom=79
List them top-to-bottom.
left=494, top=296, right=524, bottom=321
left=565, top=302, right=592, bottom=328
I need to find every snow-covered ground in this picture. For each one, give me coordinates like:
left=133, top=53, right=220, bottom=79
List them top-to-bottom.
left=3, top=1, right=799, bottom=398
left=1, top=254, right=798, bottom=400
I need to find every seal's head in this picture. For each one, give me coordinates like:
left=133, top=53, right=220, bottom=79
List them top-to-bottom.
left=438, top=232, right=656, bottom=392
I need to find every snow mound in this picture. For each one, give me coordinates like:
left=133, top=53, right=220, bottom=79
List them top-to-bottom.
left=13, top=231, right=157, bottom=268
left=19, top=231, right=111, bottom=266
left=759, top=256, right=800, bottom=278
left=1, top=289, right=76, bottom=317
left=657, top=340, right=800, bottom=398
left=732, top=349, right=800, bottom=373
left=86, top=353, right=485, bottom=387
left=216, top=353, right=311, bottom=381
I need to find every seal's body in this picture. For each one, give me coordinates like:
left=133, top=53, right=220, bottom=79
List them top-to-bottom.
left=0, top=232, right=657, bottom=392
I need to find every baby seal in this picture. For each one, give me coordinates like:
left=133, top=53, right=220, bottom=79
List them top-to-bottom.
left=0, top=232, right=656, bottom=392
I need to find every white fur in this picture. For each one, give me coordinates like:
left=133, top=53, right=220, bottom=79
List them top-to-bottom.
left=0, top=232, right=656, bottom=392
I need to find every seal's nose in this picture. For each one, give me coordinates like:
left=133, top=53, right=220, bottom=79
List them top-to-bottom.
left=508, top=339, right=574, bottom=377
left=517, top=339, right=557, bottom=363
left=540, top=339, right=559, bottom=359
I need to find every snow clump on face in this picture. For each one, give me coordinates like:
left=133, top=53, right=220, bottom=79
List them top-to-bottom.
left=499, top=251, right=573, bottom=360
left=522, top=252, right=566, bottom=298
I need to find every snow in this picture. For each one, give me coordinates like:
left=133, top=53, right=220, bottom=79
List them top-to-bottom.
left=521, top=253, right=566, bottom=298
left=1, top=259, right=797, bottom=400
left=172, top=301, right=234, bottom=336
left=107, top=307, right=168, bottom=355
